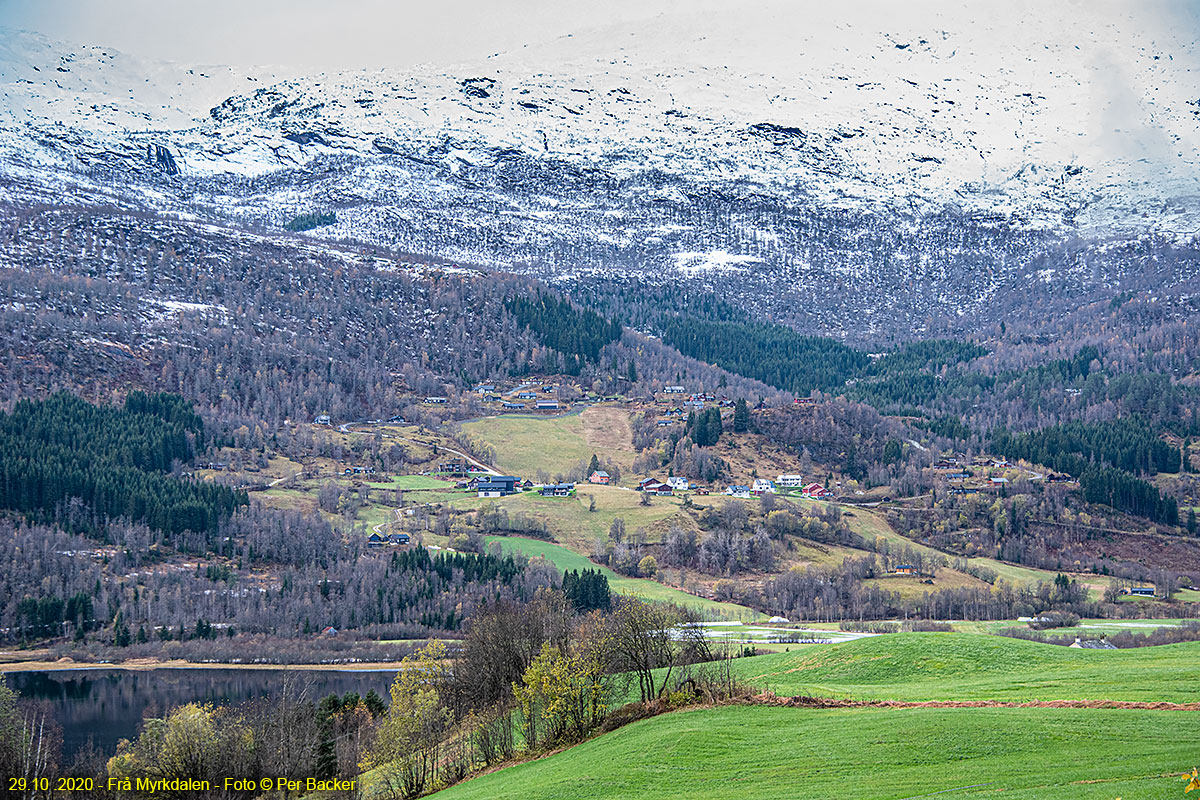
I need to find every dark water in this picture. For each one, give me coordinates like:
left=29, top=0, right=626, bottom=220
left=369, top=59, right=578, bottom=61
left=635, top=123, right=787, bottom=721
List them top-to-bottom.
left=4, top=668, right=395, bottom=763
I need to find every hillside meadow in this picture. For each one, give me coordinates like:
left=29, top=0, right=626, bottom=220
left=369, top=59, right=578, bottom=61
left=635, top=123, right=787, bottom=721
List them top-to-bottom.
left=728, top=632, right=1200, bottom=702
left=430, top=704, right=1198, bottom=800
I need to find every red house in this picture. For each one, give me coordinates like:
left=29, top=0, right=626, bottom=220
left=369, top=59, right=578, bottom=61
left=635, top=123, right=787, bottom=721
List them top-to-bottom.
left=589, top=471, right=611, bottom=485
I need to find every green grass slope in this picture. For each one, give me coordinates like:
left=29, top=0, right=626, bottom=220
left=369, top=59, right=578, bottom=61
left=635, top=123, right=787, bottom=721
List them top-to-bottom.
left=485, top=535, right=761, bottom=619
left=733, top=632, right=1200, bottom=702
left=432, top=705, right=1199, bottom=800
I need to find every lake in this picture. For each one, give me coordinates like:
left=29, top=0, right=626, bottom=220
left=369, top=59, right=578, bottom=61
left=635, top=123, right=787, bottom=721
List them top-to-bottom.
left=4, top=668, right=397, bottom=764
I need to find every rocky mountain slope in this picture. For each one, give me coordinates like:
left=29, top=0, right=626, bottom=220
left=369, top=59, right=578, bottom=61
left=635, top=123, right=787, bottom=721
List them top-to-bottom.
left=2, top=1, right=1199, bottom=342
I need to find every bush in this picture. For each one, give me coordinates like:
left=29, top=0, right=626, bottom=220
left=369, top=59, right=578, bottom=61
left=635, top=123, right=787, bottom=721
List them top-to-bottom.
left=1028, top=612, right=1080, bottom=630
left=839, top=621, right=899, bottom=634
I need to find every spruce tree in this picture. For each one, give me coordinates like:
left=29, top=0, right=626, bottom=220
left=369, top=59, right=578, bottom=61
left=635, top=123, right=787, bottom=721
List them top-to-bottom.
left=733, top=398, right=750, bottom=433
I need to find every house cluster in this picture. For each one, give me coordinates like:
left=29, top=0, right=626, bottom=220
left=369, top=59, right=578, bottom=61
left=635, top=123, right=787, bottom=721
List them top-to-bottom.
left=655, top=390, right=736, bottom=409
left=342, top=466, right=377, bottom=476
left=774, top=475, right=832, bottom=499
left=637, top=477, right=674, bottom=495
left=538, top=482, right=575, bottom=497
left=367, top=531, right=412, bottom=547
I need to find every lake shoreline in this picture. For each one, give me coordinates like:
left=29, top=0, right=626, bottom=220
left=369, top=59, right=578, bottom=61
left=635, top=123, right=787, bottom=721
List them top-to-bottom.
left=0, top=657, right=407, bottom=673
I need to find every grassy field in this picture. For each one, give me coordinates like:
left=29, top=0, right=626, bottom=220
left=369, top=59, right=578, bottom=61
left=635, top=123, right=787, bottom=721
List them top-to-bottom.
left=461, top=408, right=635, bottom=480
left=459, top=485, right=689, bottom=550
left=485, top=535, right=761, bottom=620
left=729, top=632, right=1200, bottom=702
left=431, top=704, right=1199, bottom=800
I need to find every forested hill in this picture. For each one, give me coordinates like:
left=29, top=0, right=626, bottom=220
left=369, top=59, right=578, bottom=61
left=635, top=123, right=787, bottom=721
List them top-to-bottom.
left=0, top=391, right=246, bottom=537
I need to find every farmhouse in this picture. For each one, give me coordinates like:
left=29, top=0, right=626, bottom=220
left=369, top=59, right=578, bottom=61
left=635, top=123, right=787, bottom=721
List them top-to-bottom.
left=474, top=384, right=496, bottom=393
left=314, top=414, right=331, bottom=425
left=439, top=460, right=469, bottom=476
left=589, top=471, right=611, bottom=484
left=777, top=474, right=805, bottom=487
left=478, top=476, right=521, bottom=498
left=667, top=476, right=690, bottom=491
left=638, top=478, right=673, bottom=495
left=753, top=478, right=776, bottom=495
left=539, top=482, right=575, bottom=497
left=802, top=483, right=832, bottom=499
left=726, top=485, right=752, bottom=498
left=893, top=564, right=917, bottom=575
left=1126, top=586, right=1156, bottom=597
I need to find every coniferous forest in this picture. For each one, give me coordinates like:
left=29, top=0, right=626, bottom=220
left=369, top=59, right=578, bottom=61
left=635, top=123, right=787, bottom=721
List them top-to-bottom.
left=0, top=391, right=247, bottom=538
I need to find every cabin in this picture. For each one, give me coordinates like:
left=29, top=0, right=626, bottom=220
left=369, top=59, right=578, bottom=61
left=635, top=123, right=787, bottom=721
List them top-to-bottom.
left=474, top=385, right=496, bottom=393
left=541, top=385, right=556, bottom=393
left=664, top=386, right=686, bottom=393
left=516, top=391, right=537, bottom=400
left=424, top=396, right=448, bottom=404
left=793, top=397, right=816, bottom=405
left=536, top=399, right=560, bottom=410
left=502, top=402, right=525, bottom=410
left=314, top=414, right=331, bottom=425
left=388, top=415, right=406, bottom=423
left=656, top=419, right=673, bottom=427
left=932, top=459, right=959, bottom=469
left=589, top=471, right=611, bottom=485
left=945, top=471, right=971, bottom=480
left=777, top=474, right=805, bottom=487
left=667, top=476, right=690, bottom=491
left=753, top=478, right=776, bottom=495
left=540, top=482, right=575, bottom=497
left=367, top=532, right=385, bottom=547
left=389, top=533, right=411, bottom=545
left=893, top=564, right=917, bottom=575
left=1126, top=587, right=1156, bottom=597
left=321, top=626, right=339, bottom=637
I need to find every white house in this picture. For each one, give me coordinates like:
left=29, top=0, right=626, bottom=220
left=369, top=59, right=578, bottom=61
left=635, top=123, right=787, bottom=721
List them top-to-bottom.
left=664, top=385, right=686, bottom=393
left=776, top=474, right=804, bottom=487
left=667, top=476, right=690, bottom=491
left=753, top=478, right=776, bottom=494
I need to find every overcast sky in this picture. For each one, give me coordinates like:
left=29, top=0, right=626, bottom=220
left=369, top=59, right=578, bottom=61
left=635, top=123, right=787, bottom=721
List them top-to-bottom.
left=0, top=0, right=700, bottom=69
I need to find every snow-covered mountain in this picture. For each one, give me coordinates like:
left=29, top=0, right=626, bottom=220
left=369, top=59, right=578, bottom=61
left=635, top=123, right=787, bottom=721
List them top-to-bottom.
left=2, top=1, right=1199, bottom=340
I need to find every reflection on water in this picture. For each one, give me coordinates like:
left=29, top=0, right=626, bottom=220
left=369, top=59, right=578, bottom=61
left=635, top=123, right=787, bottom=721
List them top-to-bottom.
left=4, top=668, right=396, bottom=763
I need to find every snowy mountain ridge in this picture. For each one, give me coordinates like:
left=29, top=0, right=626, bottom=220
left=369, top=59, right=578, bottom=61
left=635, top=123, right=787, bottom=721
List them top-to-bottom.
left=2, top=2, right=1199, bottom=340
